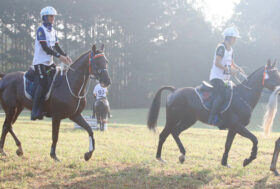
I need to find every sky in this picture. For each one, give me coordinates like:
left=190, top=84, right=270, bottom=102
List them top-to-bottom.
left=188, top=0, right=241, bottom=29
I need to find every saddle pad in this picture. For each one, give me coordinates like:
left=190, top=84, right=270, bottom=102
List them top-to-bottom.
left=23, top=69, right=59, bottom=101
left=194, top=81, right=233, bottom=114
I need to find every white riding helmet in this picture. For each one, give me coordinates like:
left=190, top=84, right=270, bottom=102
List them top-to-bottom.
left=40, top=6, right=57, bottom=18
left=222, top=27, right=240, bottom=38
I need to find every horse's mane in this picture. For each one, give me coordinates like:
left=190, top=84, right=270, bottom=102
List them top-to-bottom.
left=72, top=50, right=103, bottom=65
left=72, top=50, right=91, bottom=65
left=232, top=66, right=264, bottom=91
left=236, top=66, right=264, bottom=87
left=245, top=66, right=264, bottom=81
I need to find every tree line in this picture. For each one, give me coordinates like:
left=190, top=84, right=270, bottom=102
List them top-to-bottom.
left=0, top=0, right=279, bottom=108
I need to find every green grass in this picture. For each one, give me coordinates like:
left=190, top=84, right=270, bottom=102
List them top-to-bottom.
left=109, top=103, right=280, bottom=132
left=1, top=104, right=280, bottom=188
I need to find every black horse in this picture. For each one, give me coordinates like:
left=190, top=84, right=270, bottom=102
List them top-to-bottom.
left=0, top=44, right=111, bottom=161
left=147, top=60, right=280, bottom=167
left=94, top=98, right=109, bottom=131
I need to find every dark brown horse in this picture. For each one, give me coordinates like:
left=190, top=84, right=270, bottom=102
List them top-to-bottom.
left=0, top=44, right=111, bottom=161
left=147, top=60, right=280, bottom=167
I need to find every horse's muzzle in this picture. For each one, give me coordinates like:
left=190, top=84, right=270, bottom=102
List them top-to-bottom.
left=100, top=71, right=111, bottom=87
left=100, top=78, right=111, bottom=88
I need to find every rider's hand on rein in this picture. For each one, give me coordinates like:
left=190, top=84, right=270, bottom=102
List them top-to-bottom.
left=59, top=55, right=70, bottom=65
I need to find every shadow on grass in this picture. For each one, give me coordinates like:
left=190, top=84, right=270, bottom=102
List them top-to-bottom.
left=41, top=166, right=213, bottom=189
left=254, top=174, right=280, bottom=189
left=254, top=175, right=269, bottom=189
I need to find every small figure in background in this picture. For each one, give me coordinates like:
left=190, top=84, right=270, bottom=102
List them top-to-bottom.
left=92, top=82, right=111, bottom=119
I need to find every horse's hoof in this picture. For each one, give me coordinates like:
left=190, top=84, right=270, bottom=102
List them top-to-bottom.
left=0, top=148, right=6, bottom=156
left=16, top=149, right=23, bottom=156
left=84, top=152, right=93, bottom=161
left=50, top=154, right=60, bottom=161
left=179, top=154, right=185, bottom=164
left=53, top=156, right=60, bottom=162
left=156, top=157, right=166, bottom=163
left=243, top=158, right=251, bottom=167
left=222, top=164, right=231, bottom=168
left=270, top=168, right=279, bottom=176
left=273, top=170, right=279, bottom=176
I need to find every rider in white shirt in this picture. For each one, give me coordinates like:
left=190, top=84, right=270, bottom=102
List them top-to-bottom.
left=31, top=6, right=71, bottom=120
left=208, top=27, right=244, bottom=127
left=92, top=83, right=111, bottom=119
left=93, top=83, right=108, bottom=100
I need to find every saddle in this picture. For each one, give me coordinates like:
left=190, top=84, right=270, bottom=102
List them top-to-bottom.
left=23, top=66, right=59, bottom=101
left=195, top=81, right=233, bottom=114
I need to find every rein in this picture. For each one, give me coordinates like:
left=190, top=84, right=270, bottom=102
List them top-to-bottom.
left=64, top=51, right=105, bottom=99
left=66, top=51, right=103, bottom=116
left=88, top=51, right=105, bottom=75
left=234, top=68, right=268, bottom=93
left=66, top=71, right=92, bottom=99
left=234, top=72, right=252, bottom=90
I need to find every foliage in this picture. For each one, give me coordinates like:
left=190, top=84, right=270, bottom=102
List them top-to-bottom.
left=0, top=0, right=279, bottom=108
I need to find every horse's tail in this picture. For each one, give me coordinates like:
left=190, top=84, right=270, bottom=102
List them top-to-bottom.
left=147, top=86, right=176, bottom=131
left=263, top=86, right=280, bottom=136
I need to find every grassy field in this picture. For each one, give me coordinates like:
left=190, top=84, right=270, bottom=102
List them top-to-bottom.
left=1, top=105, right=280, bottom=188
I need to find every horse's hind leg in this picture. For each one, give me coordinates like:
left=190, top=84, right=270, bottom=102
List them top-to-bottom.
left=9, top=106, right=24, bottom=156
left=12, top=106, right=23, bottom=124
left=0, top=108, right=16, bottom=156
left=50, top=117, right=61, bottom=161
left=171, top=119, right=196, bottom=164
left=0, top=120, right=9, bottom=156
left=156, top=122, right=171, bottom=162
left=221, top=129, right=236, bottom=167
left=270, top=137, right=280, bottom=176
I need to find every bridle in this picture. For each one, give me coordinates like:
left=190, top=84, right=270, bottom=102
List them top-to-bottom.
left=64, top=50, right=108, bottom=115
left=64, top=51, right=108, bottom=100
left=88, top=51, right=108, bottom=80
left=236, top=66, right=279, bottom=94
left=262, top=66, right=268, bottom=86
left=234, top=67, right=268, bottom=90
left=262, top=67, right=279, bottom=90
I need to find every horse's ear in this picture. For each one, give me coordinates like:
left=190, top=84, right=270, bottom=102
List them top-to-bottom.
left=92, top=44, right=97, bottom=53
left=101, top=44, right=105, bottom=52
left=267, top=59, right=272, bottom=68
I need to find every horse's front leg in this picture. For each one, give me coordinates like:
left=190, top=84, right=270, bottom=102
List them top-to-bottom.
left=70, top=113, right=95, bottom=161
left=50, top=117, right=61, bottom=161
left=235, top=123, right=258, bottom=167
left=270, top=137, right=280, bottom=176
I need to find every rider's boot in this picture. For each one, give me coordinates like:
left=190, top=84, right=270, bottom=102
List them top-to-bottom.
left=31, top=85, right=45, bottom=120
left=208, top=96, right=223, bottom=125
